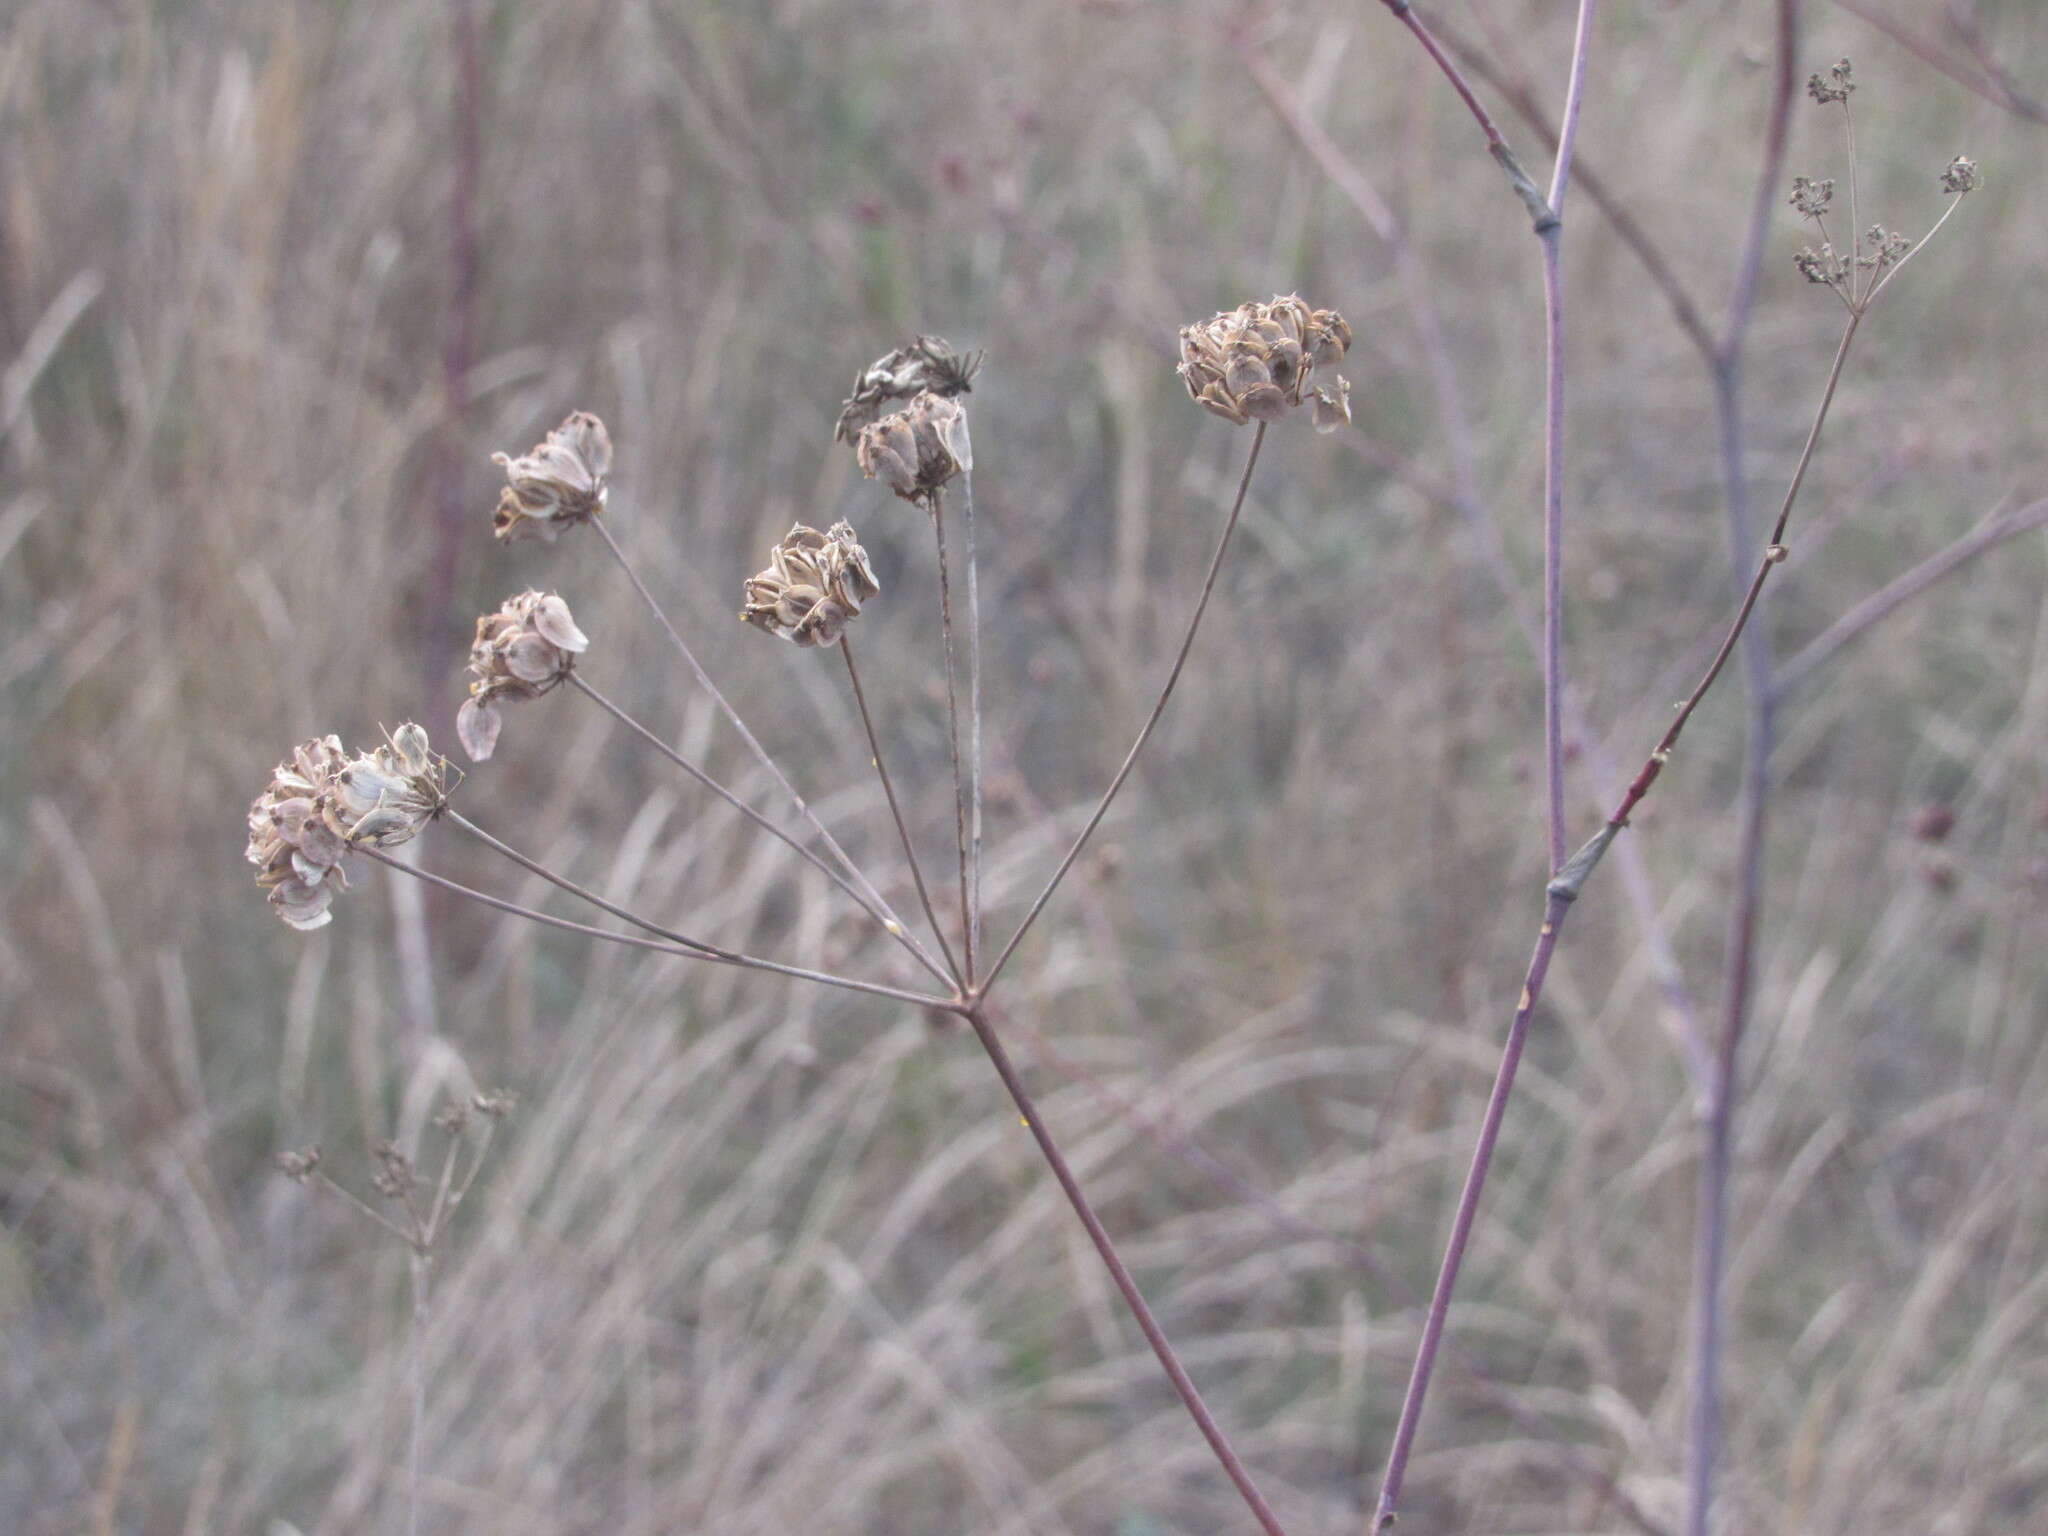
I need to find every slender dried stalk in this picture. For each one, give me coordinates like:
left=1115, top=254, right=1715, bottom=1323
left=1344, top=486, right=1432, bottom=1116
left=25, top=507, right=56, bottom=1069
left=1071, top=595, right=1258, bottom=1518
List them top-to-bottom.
left=978, top=423, right=1266, bottom=999
left=963, top=469, right=984, bottom=982
left=929, top=488, right=975, bottom=981
left=590, top=517, right=926, bottom=955
left=840, top=635, right=963, bottom=986
left=567, top=673, right=954, bottom=987
left=354, top=842, right=955, bottom=1012
left=961, top=1005, right=1287, bottom=1536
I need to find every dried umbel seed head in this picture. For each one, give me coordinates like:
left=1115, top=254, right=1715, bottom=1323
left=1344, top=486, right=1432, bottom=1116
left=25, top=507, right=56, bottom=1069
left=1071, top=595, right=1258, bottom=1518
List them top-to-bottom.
left=1807, top=58, right=1854, bottom=106
left=1941, top=155, right=1978, bottom=195
left=1789, top=176, right=1835, bottom=218
left=1857, top=226, right=1913, bottom=273
left=1794, top=243, right=1849, bottom=289
left=1177, top=295, right=1353, bottom=431
left=834, top=335, right=983, bottom=443
left=855, top=391, right=972, bottom=504
left=491, top=411, right=611, bottom=543
left=741, top=521, right=880, bottom=647
left=456, top=590, right=591, bottom=761
left=245, top=723, right=452, bottom=929
left=246, top=733, right=361, bottom=930
left=276, top=1145, right=322, bottom=1182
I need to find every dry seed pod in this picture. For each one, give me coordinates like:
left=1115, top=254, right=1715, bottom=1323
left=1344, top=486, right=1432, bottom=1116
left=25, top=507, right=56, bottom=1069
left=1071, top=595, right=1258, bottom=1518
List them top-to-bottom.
left=1177, top=295, right=1352, bottom=430
left=834, top=335, right=982, bottom=443
left=855, top=391, right=971, bottom=504
left=490, top=411, right=611, bottom=543
left=741, top=521, right=880, bottom=647
left=456, top=590, right=590, bottom=761
left=245, top=723, right=451, bottom=929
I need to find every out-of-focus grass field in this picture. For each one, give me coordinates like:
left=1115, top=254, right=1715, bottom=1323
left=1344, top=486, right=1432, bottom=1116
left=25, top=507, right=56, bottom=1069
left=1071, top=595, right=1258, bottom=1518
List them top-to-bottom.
left=3, top=1, right=2046, bottom=1530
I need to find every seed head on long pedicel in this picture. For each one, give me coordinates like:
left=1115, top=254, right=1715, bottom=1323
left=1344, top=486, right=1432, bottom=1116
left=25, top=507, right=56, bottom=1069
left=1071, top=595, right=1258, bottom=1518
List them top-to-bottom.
left=1807, top=58, right=1854, bottom=106
left=1941, top=156, right=1978, bottom=195
left=1176, top=295, right=1353, bottom=432
left=834, top=335, right=982, bottom=444
left=855, top=391, right=972, bottom=506
left=490, top=411, right=611, bottom=543
left=741, top=521, right=880, bottom=648
left=456, top=590, right=591, bottom=761
left=245, top=724, right=451, bottom=929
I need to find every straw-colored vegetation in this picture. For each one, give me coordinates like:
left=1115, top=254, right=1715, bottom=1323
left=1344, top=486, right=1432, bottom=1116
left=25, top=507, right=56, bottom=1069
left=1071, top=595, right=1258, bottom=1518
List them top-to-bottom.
left=4, top=1, right=2046, bottom=1531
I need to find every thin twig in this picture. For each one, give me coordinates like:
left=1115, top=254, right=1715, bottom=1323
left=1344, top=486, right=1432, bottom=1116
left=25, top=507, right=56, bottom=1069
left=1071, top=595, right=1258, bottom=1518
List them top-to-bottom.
left=1370, top=7, right=1597, bottom=1526
left=977, top=422, right=1267, bottom=1000
left=929, top=488, right=975, bottom=981
left=590, top=516, right=926, bottom=952
left=840, top=636, right=964, bottom=988
left=567, top=672, right=953, bottom=986
left=354, top=842, right=956, bottom=1012
left=1372, top=890, right=1573, bottom=1533
left=962, top=1006, right=1288, bottom=1536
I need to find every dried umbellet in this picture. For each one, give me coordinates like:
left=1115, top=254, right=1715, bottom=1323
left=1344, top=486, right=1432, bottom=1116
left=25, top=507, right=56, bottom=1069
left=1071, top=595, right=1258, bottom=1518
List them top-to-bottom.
left=1177, top=295, right=1353, bottom=432
left=833, top=335, right=982, bottom=443
left=855, top=391, right=972, bottom=504
left=490, top=411, right=611, bottom=543
left=740, top=521, right=880, bottom=648
left=456, top=590, right=591, bottom=761
left=245, top=723, right=451, bottom=928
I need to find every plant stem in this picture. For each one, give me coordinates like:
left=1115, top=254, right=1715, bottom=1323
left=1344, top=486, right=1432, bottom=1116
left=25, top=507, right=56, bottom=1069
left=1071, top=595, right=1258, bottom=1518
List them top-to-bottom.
left=1371, top=7, right=1594, bottom=1527
left=977, top=422, right=1266, bottom=999
left=963, top=469, right=984, bottom=987
left=929, top=488, right=975, bottom=982
left=590, top=516, right=924, bottom=952
left=839, top=636, right=963, bottom=988
left=567, top=673, right=953, bottom=986
left=354, top=842, right=955, bottom=1012
left=1371, top=889, right=1572, bottom=1533
left=962, top=1005, right=1287, bottom=1536
left=408, top=1248, right=429, bottom=1536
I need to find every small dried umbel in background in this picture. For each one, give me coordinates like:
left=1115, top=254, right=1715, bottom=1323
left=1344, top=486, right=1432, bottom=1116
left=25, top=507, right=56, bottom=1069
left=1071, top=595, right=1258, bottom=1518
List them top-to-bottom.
left=1177, top=294, right=1352, bottom=431
left=833, top=334, right=982, bottom=443
left=855, top=391, right=972, bottom=504
left=491, top=411, right=611, bottom=542
left=741, top=521, right=880, bottom=647
left=456, top=590, right=590, bottom=761
left=245, top=724, right=451, bottom=928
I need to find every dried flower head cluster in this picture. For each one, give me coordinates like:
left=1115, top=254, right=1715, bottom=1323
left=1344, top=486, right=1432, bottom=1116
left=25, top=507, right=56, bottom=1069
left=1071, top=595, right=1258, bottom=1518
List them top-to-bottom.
left=1807, top=58, right=1854, bottom=105
left=1941, top=156, right=1978, bottom=195
left=1789, top=176, right=1834, bottom=218
left=1177, top=295, right=1353, bottom=432
left=833, top=335, right=982, bottom=443
left=855, top=392, right=973, bottom=505
left=491, top=411, right=611, bottom=543
left=741, top=521, right=880, bottom=647
left=456, top=591, right=591, bottom=761
left=245, top=724, right=450, bottom=929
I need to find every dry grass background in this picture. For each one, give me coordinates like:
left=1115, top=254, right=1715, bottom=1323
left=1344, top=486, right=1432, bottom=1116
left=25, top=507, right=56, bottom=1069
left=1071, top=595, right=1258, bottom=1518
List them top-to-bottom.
left=3, top=1, right=2047, bottom=1531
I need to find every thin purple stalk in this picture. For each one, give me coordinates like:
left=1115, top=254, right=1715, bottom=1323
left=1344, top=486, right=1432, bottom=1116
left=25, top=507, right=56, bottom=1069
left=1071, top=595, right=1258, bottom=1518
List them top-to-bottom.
left=1371, top=8, right=1595, bottom=1525
left=977, top=423, right=1266, bottom=1000
left=840, top=635, right=964, bottom=988
left=354, top=842, right=954, bottom=1012
left=1372, top=890, right=1572, bottom=1533
left=962, top=1006, right=1288, bottom=1536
